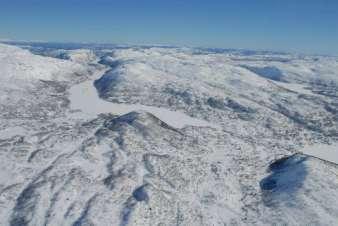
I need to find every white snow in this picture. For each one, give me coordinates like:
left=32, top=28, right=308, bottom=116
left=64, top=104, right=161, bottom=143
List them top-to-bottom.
left=0, top=43, right=85, bottom=82
left=1, top=43, right=338, bottom=226
left=67, top=49, right=97, bottom=64
left=69, top=70, right=218, bottom=129
left=273, top=81, right=315, bottom=96
left=0, top=126, right=26, bottom=139
left=301, top=143, right=338, bottom=164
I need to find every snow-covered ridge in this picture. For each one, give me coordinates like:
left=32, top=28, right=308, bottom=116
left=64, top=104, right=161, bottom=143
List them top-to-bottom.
left=0, top=43, right=86, bottom=82
left=1, top=43, right=338, bottom=226
left=66, top=49, right=97, bottom=64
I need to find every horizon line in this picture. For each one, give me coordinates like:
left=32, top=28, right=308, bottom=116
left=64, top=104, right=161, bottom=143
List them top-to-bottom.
left=0, top=38, right=336, bottom=57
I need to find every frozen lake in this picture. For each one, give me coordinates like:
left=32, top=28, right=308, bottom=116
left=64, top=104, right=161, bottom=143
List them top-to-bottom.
left=69, top=70, right=217, bottom=129
left=301, top=143, right=338, bottom=165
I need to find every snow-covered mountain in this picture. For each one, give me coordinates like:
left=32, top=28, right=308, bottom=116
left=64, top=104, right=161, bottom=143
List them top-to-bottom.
left=0, top=43, right=338, bottom=226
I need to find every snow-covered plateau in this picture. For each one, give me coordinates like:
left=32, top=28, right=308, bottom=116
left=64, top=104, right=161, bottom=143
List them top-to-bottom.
left=1, top=42, right=338, bottom=226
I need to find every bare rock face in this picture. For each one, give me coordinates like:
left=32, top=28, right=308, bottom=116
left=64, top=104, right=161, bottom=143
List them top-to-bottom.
left=1, top=43, right=338, bottom=226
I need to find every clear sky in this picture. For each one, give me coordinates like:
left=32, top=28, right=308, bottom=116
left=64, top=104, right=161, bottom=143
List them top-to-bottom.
left=0, top=0, right=337, bottom=55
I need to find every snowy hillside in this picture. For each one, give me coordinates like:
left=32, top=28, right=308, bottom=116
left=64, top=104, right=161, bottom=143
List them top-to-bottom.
left=0, top=43, right=88, bottom=81
left=1, top=43, right=338, bottom=226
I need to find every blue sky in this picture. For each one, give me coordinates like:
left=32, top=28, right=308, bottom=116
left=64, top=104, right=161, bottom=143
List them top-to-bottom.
left=0, top=0, right=337, bottom=54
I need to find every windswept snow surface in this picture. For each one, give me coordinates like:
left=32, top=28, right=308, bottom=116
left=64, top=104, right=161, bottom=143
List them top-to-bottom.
left=1, top=43, right=338, bottom=226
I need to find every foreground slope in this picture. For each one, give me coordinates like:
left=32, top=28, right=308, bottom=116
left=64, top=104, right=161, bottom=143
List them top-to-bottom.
left=0, top=43, right=338, bottom=225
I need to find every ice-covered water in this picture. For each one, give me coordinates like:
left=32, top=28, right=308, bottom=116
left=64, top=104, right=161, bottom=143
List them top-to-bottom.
left=69, top=70, right=217, bottom=129
left=301, top=143, right=338, bottom=164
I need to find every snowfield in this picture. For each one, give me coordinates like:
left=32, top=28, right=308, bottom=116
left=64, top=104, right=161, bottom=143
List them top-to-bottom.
left=1, top=43, right=338, bottom=226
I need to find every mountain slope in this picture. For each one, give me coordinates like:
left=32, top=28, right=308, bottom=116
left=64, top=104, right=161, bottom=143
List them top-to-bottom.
left=0, top=43, right=338, bottom=226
